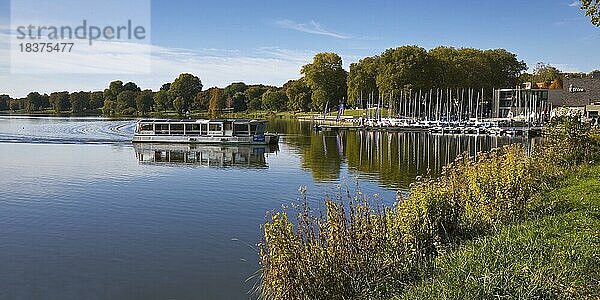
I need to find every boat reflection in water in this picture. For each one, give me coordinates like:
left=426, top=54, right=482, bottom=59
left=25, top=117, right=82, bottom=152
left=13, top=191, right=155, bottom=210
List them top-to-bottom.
left=133, top=143, right=278, bottom=169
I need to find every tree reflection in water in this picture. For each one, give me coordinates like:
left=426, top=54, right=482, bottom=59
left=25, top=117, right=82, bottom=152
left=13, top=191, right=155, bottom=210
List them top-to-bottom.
left=270, top=119, right=536, bottom=189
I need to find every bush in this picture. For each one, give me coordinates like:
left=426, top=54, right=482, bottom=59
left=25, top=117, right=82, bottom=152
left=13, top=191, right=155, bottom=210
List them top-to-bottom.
left=121, top=107, right=137, bottom=116
left=258, top=118, right=600, bottom=299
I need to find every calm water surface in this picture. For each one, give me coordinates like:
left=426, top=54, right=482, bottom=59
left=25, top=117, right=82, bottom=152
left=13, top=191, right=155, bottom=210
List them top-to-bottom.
left=0, top=116, right=529, bottom=299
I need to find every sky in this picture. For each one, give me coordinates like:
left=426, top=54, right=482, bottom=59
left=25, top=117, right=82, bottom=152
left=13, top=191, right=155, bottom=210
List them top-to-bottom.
left=0, top=0, right=598, bottom=97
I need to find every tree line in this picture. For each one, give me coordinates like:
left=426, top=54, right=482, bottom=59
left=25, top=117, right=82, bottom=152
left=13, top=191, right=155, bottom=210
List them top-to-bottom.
left=3, top=44, right=594, bottom=116
left=346, top=46, right=528, bottom=108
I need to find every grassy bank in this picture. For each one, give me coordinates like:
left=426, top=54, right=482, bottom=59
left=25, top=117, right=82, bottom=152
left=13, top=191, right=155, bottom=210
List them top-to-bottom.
left=258, top=117, right=600, bottom=299
left=396, top=165, right=600, bottom=299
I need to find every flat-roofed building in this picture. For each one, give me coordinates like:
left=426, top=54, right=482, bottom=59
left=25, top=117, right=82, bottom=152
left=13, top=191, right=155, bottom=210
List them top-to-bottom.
left=492, top=77, right=600, bottom=120
left=560, top=78, right=600, bottom=107
left=492, top=88, right=556, bottom=119
left=586, top=102, right=600, bottom=119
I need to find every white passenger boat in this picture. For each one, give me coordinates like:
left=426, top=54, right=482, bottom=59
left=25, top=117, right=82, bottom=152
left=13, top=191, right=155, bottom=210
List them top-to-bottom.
left=133, top=119, right=279, bottom=145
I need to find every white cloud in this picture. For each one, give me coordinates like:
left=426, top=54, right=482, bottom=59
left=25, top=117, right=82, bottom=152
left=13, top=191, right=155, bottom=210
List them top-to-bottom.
left=568, top=1, right=580, bottom=7
left=274, top=19, right=350, bottom=39
left=0, top=33, right=317, bottom=97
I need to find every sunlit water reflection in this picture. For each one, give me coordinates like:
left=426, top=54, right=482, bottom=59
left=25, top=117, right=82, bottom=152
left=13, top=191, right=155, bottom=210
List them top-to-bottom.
left=0, top=116, right=531, bottom=299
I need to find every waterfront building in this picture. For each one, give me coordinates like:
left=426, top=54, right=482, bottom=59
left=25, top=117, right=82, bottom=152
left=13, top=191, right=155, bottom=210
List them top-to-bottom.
left=492, top=77, right=600, bottom=120
left=492, top=88, right=557, bottom=120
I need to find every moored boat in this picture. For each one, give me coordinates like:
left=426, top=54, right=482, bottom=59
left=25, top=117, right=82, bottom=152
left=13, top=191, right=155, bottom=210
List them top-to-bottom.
left=133, top=119, right=279, bottom=145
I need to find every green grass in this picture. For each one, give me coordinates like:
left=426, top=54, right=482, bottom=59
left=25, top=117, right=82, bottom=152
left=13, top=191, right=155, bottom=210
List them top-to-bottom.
left=395, top=165, right=600, bottom=300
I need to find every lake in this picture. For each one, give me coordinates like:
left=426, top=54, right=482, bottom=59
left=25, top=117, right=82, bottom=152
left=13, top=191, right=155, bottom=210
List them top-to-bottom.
left=0, top=116, right=530, bottom=299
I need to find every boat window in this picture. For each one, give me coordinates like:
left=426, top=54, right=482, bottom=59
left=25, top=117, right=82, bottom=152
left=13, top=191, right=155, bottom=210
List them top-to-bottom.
left=223, top=122, right=232, bottom=131
left=209, top=123, right=222, bottom=132
left=234, top=123, right=249, bottom=135
left=141, top=124, right=153, bottom=131
left=155, top=124, right=169, bottom=135
left=171, top=124, right=184, bottom=134
left=186, top=124, right=200, bottom=135
left=201, top=124, right=208, bottom=135
left=250, top=124, right=257, bottom=134
left=254, top=124, right=266, bottom=135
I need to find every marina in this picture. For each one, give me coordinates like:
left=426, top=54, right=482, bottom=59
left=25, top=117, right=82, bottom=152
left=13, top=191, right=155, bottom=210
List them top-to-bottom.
left=304, top=87, right=553, bottom=137
left=313, top=121, right=544, bottom=136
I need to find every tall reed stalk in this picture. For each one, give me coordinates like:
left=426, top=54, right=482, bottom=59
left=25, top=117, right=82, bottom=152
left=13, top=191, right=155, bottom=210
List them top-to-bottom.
left=258, top=116, right=600, bottom=300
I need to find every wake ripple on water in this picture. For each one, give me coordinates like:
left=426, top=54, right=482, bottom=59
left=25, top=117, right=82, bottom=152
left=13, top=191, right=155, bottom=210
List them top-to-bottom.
left=0, top=117, right=136, bottom=145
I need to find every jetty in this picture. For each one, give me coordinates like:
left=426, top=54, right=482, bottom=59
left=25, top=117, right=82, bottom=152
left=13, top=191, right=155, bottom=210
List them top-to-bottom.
left=304, top=87, right=550, bottom=137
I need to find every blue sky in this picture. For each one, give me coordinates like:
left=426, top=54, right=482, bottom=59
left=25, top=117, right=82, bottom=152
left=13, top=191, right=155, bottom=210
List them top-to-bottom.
left=0, top=0, right=598, bottom=97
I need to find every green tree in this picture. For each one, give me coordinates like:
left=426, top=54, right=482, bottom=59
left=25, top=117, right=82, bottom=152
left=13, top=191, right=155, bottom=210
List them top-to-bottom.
left=581, top=0, right=600, bottom=26
left=376, top=46, right=432, bottom=93
left=428, top=46, right=525, bottom=90
left=429, top=46, right=466, bottom=88
left=455, top=48, right=492, bottom=89
left=483, top=49, right=527, bottom=89
left=301, top=52, right=348, bottom=111
left=347, top=56, right=379, bottom=107
left=532, top=62, right=562, bottom=86
left=170, top=73, right=203, bottom=113
left=285, top=79, right=312, bottom=111
left=102, top=80, right=124, bottom=115
left=104, top=80, right=123, bottom=103
left=123, top=82, right=141, bottom=93
left=224, top=82, right=247, bottom=98
left=224, top=82, right=248, bottom=109
left=160, top=83, right=171, bottom=91
left=244, top=85, right=270, bottom=110
left=209, top=88, right=225, bottom=117
left=195, top=89, right=211, bottom=111
left=262, top=89, right=288, bottom=111
left=116, top=90, right=136, bottom=114
left=135, top=90, right=154, bottom=114
left=153, top=90, right=171, bottom=112
left=49, top=91, right=70, bottom=113
left=69, top=91, right=89, bottom=113
left=89, top=91, right=104, bottom=110
left=24, top=92, right=45, bottom=112
left=231, top=92, right=247, bottom=112
left=0, top=94, right=9, bottom=110
left=40, top=94, right=50, bottom=110
left=173, top=96, right=185, bottom=114
left=9, top=99, right=20, bottom=111
left=102, top=100, right=115, bottom=115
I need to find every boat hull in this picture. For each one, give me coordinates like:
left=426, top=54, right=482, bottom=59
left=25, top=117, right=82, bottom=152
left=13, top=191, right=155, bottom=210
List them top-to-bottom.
left=132, top=134, right=279, bottom=145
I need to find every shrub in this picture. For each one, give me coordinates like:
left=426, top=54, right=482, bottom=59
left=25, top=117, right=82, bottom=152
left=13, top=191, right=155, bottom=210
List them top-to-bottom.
left=121, top=107, right=137, bottom=116
left=258, top=118, right=600, bottom=299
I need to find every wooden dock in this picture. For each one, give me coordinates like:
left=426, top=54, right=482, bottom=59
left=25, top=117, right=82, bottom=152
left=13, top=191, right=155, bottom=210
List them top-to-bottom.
left=314, top=124, right=543, bottom=136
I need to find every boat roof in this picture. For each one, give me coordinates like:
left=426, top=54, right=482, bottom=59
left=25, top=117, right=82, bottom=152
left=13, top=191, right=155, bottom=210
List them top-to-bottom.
left=138, top=119, right=268, bottom=124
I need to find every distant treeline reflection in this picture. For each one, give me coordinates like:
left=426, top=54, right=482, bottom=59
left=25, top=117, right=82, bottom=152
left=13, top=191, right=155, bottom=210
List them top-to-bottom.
left=271, top=120, right=536, bottom=188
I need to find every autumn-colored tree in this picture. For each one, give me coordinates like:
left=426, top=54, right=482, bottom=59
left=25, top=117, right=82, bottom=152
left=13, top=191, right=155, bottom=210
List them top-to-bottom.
left=209, top=88, right=225, bottom=118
